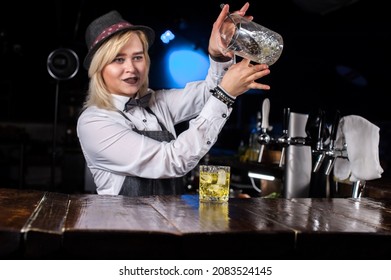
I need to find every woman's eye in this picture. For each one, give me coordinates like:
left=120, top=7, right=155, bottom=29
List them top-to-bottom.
left=113, top=57, right=125, bottom=63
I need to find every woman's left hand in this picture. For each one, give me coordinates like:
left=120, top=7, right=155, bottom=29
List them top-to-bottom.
left=219, top=58, right=271, bottom=97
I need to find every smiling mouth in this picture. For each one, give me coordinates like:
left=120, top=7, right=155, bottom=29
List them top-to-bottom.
left=123, top=77, right=138, bottom=84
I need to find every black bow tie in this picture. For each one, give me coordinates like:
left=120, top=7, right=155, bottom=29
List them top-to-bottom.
left=124, top=93, right=152, bottom=111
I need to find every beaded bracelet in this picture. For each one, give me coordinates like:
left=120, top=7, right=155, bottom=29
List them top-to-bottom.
left=210, top=86, right=235, bottom=108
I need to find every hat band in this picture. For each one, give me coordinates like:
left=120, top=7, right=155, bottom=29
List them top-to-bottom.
left=90, top=21, right=132, bottom=50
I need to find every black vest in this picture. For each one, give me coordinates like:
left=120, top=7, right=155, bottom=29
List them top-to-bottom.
left=117, top=108, right=184, bottom=197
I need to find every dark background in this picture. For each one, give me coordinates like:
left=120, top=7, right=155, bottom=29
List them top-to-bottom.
left=1, top=0, right=390, bottom=191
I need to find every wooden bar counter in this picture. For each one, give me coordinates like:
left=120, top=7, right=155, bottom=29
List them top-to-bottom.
left=1, top=187, right=391, bottom=260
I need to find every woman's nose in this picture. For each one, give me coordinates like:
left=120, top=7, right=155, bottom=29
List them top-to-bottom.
left=124, top=60, right=135, bottom=71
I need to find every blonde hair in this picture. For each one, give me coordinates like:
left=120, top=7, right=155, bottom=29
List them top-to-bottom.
left=83, top=30, right=151, bottom=110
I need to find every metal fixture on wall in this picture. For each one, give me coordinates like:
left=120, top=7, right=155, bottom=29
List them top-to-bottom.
left=47, top=48, right=79, bottom=190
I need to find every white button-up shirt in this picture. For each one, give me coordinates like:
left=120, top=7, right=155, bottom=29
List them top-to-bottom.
left=77, top=57, right=234, bottom=195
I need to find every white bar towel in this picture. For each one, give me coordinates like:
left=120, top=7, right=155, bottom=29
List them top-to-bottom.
left=334, top=115, right=383, bottom=181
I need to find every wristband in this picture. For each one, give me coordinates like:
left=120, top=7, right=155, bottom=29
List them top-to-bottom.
left=210, top=86, right=235, bottom=108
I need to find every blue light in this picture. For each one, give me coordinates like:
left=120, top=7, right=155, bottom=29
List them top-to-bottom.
left=160, top=30, right=175, bottom=44
left=166, top=48, right=209, bottom=88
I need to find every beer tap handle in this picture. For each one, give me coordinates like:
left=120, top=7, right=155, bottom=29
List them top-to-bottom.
left=257, top=98, right=270, bottom=163
left=257, top=98, right=271, bottom=144
left=261, top=98, right=270, bottom=132
left=312, top=109, right=326, bottom=172
left=316, top=110, right=325, bottom=150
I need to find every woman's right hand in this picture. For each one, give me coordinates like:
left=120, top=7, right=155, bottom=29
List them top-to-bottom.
left=208, top=2, right=252, bottom=60
left=219, top=58, right=271, bottom=97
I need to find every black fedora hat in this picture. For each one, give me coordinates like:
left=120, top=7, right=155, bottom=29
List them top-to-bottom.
left=84, top=10, right=155, bottom=69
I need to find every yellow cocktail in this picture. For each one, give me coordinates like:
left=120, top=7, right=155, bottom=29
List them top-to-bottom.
left=199, top=165, right=230, bottom=203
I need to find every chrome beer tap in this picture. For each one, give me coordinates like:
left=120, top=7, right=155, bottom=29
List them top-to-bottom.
left=257, top=102, right=311, bottom=166
left=277, top=107, right=290, bottom=167
left=311, top=110, right=348, bottom=175
left=312, top=110, right=327, bottom=172
left=323, top=111, right=348, bottom=175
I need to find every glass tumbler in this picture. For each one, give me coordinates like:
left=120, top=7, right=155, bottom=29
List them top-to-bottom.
left=219, top=13, right=284, bottom=66
left=199, top=165, right=231, bottom=203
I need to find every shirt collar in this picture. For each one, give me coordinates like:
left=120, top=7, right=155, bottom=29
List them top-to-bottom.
left=111, top=89, right=154, bottom=111
left=112, top=94, right=131, bottom=111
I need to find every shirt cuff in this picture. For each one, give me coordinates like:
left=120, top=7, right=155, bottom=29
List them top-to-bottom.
left=208, top=56, right=234, bottom=77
